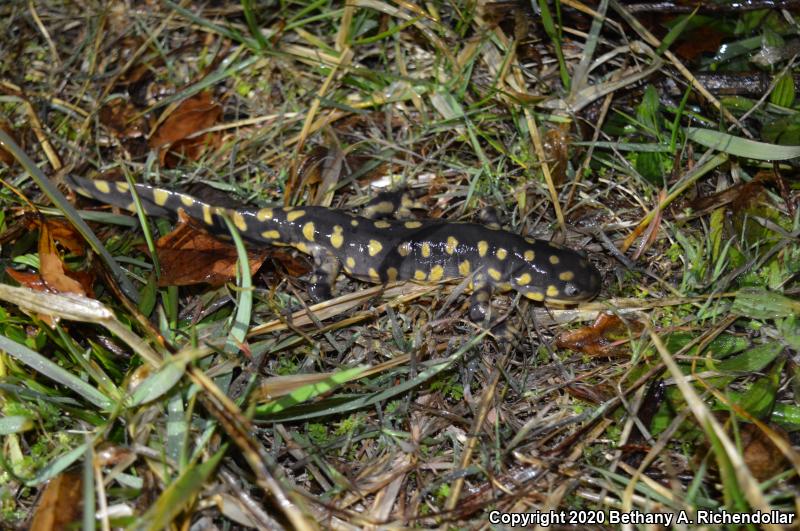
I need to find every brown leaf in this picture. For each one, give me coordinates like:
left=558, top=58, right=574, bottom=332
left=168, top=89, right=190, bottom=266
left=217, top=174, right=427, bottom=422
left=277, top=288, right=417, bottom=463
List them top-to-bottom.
left=674, top=26, right=725, bottom=62
left=150, top=91, right=221, bottom=167
left=99, top=97, right=147, bottom=139
left=543, top=123, right=571, bottom=186
left=153, top=212, right=268, bottom=287
left=26, top=218, right=87, bottom=256
left=39, top=222, right=87, bottom=296
left=6, top=268, right=49, bottom=291
left=556, top=313, right=641, bottom=357
left=565, top=382, right=616, bottom=404
left=740, top=422, right=790, bottom=482
left=29, top=471, right=83, bottom=531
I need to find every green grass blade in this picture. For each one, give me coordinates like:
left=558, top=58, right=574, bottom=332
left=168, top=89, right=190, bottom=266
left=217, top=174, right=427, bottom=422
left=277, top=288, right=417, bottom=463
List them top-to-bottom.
left=686, top=127, right=800, bottom=160
left=0, top=333, right=113, bottom=410
left=258, top=366, right=367, bottom=415
left=132, top=447, right=225, bottom=531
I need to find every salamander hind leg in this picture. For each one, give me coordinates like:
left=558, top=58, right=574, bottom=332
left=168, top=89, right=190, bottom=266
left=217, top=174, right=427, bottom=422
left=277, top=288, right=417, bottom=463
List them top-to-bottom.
left=306, top=245, right=341, bottom=302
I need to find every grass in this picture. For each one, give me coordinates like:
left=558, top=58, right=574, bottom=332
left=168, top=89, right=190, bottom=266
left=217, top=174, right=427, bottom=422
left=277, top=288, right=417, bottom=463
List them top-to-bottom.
left=1, top=0, right=799, bottom=528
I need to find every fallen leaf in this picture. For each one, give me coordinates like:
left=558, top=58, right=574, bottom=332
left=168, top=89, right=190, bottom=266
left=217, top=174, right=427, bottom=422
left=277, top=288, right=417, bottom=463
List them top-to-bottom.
left=150, top=91, right=221, bottom=167
left=99, top=97, right=147, bottom=139
left=543, top=123, right=571, bottom=186
left=152, top=211, right=268, bottom=287
left=25, top=218, right=86, bottom=256
left=39, top=221, right=87, bottom=296
left=6, top=268, right=48, bottom=291
left=556, top=313, right=641, bottom=357
left=565, top=382, right=615, bottom=404
left=740, top=422, right=790, bottom=481
left=29, top=471, right=83, bottom=531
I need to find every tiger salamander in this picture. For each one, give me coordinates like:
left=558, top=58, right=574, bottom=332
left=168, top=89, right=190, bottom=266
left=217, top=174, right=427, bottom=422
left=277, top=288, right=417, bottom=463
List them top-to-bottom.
left=67, top=175, right=601, bottom=319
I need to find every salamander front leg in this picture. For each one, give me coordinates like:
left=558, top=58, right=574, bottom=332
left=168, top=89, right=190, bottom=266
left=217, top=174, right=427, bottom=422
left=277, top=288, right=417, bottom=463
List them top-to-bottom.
left=361, top=190, right=419, bottom=219
left=307, top=246, right=341, bottom=302
left=469, top=272, right=493, bottom=322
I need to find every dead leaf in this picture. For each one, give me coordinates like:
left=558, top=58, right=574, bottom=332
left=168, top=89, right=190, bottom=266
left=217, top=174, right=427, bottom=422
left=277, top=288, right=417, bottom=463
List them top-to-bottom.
left=150, top=91, right=221, bottom=167
left=99, top=97, right=147, bottom=139
left=543, top=123, right=571, bottom=186
left=151, top=212, right=268, bottom=287
left=26, top=218, right=86, bottom=256
left=39, top=221, right=87, bottom=296
left=6, top=268, right=49, bottom=291
left=556, top=313, right=641, bottom=357
left=565, top=382, right=616, bottom=404
left=740, top=422, right=791, bottom=482
left=29, top=471, right=83, bottom=531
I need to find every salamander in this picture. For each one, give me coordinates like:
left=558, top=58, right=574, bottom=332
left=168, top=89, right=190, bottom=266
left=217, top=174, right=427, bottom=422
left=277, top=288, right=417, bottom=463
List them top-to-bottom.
left=66, top=175, right=602, bottom=319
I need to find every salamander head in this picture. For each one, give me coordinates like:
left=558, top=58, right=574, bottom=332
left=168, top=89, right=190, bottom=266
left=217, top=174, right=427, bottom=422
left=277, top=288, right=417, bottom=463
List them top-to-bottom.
left=511, top=242, right=601, bottom=303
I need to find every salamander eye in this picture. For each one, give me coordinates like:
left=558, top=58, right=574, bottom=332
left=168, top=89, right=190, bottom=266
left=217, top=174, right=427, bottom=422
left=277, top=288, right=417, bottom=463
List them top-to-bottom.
left=563, top=283, right=579, bottom=298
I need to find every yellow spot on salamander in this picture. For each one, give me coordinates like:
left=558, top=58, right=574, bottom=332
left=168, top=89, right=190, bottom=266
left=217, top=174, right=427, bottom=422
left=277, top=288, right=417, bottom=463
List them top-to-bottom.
left=94, top=180, right=110, bottom=193
left=115, top=181, right=130, bottom=193
left=153, top=189, right=169, bottom=206
left=179, top=194, right=194, bottom=207
left=202, top=204, right=213, bottom=225
left=257, top=208, right=274, bottom=221
left=286, top=210, right=305, bottom=222
left=232, top=211, right=248, bottom=232
left=350, top=218, right=359, bottom=227
left=374, top=220, right=391, bottom=229
left=405, top=221, right=422, bottom=229
left=302, top=222, right=315, bottom=241
left=330, top=225, right=344, bottom=248
left=261, top=230, right=280, bottom=239
left=445, top=236, right=458, bottom=255
left=368, top=239, right=383, bottom=256
left=478, top=241, right=489, bottom=257
left=295, top=242, right=309, bottom=253
left=398, top=242, right=411, bottom=256
left=421, top=242, right=431, bottom=258
left=496, top=248, right=507, bottom=260
left=524, top=250, right=535, bottom=262
left=549, top=255, right=560, bottom=265
left=346, top=256, right=356, bottom=269
left=458, top=260, right=471, bottom=276
left=428, top=265, right=444, bottom=282
left=386, top=267, right=398, bottom=281
left=368, top=268, right=380, bottom=280
left=488, top=268, right=502, bottom=281
left=414, top=270, right=427, bottom=281
left=559, top=271, right=575, bottom=281
left=516, top=273, right=532, bottom=285
left=546, top=285, right=560, bottom=297
left=525, top=291, right=545, bottom=302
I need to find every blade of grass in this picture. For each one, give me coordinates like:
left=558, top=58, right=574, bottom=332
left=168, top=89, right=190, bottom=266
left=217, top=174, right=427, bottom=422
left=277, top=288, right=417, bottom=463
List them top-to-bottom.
left=686, top=127, right=800, bottom=160
left=218, top=214, right=253, bottom=356
left=0, top=333, right=113, bottom=410
left=258, top=366, right=367, bottom=415
left=133, top=447, right=226, bottom=531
